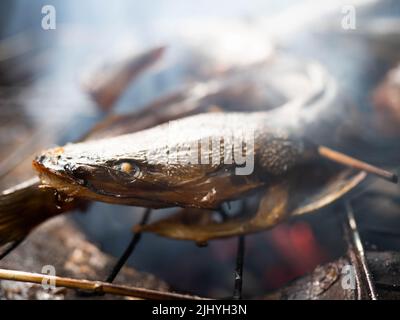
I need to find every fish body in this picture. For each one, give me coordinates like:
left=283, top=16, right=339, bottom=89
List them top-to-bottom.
left=0, top=56, right=369, bottom=246
left=34, top=112, right=311, bottom=210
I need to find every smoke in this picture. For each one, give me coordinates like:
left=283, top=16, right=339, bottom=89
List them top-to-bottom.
left=3, top=0, right=400, bottom=296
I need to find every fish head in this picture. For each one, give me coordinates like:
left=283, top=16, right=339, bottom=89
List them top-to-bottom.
left=32, top=127, right=260, bottom=209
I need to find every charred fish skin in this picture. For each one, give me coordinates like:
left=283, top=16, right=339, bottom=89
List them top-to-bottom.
left=33, top=112, right=316, bottom=210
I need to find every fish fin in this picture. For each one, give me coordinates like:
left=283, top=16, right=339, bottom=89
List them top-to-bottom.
left=137, top=165, right=366, bottom=243
left=136, top=183, right=289, bottom=243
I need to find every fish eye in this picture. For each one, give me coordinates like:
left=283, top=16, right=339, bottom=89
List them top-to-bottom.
left=112, top=160, right=142, bottom=179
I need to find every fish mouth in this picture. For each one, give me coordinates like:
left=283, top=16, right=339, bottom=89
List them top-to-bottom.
left=33, top=151, right=113, bottom=199
left=32, top=154, right=84, bottom=194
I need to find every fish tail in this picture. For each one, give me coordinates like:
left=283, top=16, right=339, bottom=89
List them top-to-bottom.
left=0, top=178, right=85, bottom=250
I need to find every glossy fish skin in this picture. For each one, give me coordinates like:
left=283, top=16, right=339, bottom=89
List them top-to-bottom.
left=33, top=112, right=313, bottom=210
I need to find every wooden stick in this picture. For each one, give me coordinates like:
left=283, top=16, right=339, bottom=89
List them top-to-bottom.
left=318, top=146, right=398, bottom=183
left=0, top=268, right=208, bottom=300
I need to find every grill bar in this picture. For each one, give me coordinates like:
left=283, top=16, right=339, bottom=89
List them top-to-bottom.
left=344, top=201, right=378, bottom=300
left=105, top=208, right=152, bottom=283
left=233, top=235, right=245, bottom=300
